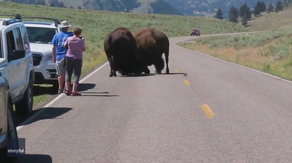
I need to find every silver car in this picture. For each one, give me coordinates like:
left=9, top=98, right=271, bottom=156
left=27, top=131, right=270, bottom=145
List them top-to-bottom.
left=0, top=71, right=19, bottom=162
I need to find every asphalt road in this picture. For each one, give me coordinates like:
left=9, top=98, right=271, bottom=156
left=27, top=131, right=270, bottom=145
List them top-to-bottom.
left=16, top=32, right=292, bottom=163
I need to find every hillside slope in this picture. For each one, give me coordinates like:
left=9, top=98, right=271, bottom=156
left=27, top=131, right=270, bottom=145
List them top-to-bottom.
left=3, top=0, right=281, bottom=16
left=3, top=0, right=182, bottom=15
left=164, top=0, right=279, bottom=16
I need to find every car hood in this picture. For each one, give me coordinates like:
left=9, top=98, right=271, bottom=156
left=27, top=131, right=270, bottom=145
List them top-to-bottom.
left=30, top=43, right=53, bottom=55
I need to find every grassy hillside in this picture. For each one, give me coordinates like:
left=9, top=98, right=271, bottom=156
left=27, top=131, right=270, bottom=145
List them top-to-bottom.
left=4, top=0, right=282, bottom=16
left=6, top=0, right=182, bottom=15
left=0, top=2, right=249, bottom=107
left=247, top=4, right=292, bottom=31
left=178, top=6, right=292, bottom=81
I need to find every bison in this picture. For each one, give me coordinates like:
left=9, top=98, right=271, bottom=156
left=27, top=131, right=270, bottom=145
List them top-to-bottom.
left=104, top=27, right=141, bottom=77
left=133, top=28, right=170, bottom=74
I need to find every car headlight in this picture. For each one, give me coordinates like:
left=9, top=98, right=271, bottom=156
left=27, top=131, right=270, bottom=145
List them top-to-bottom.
left=43, top=54, right=53, bottom=61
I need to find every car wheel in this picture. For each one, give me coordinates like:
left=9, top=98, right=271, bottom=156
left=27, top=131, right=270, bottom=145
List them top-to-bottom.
left=15, top=78, right=33, bottom=116
left=52, top=82, right=58, bottom=89
left=7, top=102, right=19, bottom=163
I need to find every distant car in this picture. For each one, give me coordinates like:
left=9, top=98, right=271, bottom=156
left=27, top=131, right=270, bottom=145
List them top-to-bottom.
left=191, top=29, right=200, bottom=36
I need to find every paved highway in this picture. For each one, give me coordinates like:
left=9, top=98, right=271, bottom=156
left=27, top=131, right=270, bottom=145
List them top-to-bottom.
left=16, top=32, right=292, bottom=163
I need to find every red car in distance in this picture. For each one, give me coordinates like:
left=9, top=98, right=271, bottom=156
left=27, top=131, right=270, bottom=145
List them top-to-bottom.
left=190, top=29, right=200, bottom=36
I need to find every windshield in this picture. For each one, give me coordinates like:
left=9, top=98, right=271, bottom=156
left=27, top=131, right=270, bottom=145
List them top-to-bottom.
left=26, top=27, right=57, bottom=44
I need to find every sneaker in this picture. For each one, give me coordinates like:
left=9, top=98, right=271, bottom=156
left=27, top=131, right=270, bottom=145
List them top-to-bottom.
left=58, top=89, right=63, bottom=94
left=71, top=92, right=81, bottom=96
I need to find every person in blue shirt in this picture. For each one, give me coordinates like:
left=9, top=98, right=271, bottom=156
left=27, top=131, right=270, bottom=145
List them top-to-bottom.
left=52, top=21, right=73, bottom=94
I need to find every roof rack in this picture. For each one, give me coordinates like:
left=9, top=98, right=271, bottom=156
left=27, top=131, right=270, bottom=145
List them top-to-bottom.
left=0, top=14, right=60, bottom=27
left=0, top=14, right=22, bottom=26
left=0, top=14, right=22, bottom=19
left=21, top=16, right=60, bottom=27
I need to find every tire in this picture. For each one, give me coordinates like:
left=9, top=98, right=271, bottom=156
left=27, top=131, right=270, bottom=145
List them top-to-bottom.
left=15, top=78, right=33, bottom=116
left=52, top=82, right=58, bottom=89
left=7, top=102, right=19, bottom=163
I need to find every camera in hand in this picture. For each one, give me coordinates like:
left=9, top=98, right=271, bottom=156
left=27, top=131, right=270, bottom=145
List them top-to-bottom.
left=79, top=37, right=83, bottom=39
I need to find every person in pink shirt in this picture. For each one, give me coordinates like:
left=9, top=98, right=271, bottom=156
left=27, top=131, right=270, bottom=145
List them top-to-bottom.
left=63, top=26, right=86, bottom=96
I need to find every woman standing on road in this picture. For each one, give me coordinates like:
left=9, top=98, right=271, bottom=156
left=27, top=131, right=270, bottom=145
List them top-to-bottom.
left=63, top=26, right=86, bottom=96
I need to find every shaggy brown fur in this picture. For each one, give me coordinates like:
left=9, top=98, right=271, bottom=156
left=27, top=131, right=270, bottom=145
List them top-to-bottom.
left=104, top=27, right=140, bottom=77
left=133, top=28, right=170, bottom=74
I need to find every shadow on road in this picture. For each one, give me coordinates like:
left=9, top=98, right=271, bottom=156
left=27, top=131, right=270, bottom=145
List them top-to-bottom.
left=118, top=72, right=187, bottom=77
left=157, top=72, right=188, bottom=76
left=119, top=73, right=156, bottom=77
left=33, top=83, right=97, bottom=96
left=77, top=83, right=96, bottom=91
left=33, top=85, right=58, bottom=96
left=80, top=91, right=109, bottom=94
left=80, top=94, right=119, bottom=97
left=14, top=107, right=72, bottom=127
left=18, top=154, right=52, bottom=163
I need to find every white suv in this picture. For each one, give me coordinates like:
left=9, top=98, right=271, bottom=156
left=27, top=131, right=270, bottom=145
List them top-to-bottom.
left=0, top=16, right=35, bottom=115
left=21, top=16, right=60, bottom=88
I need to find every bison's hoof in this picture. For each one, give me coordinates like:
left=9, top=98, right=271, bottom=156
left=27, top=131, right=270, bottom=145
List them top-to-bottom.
left=166, top=69, right=170, bottom=74
left=155, top=70, right=161, bottom=74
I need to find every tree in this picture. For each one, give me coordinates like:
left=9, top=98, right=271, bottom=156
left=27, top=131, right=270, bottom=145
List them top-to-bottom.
left=275, top=0, right=283, bottom=12
left=284, top=0, right=289, bottom=7
left=254, top=1, right=262, bottom=16
left=260, top=1, right=267, bottom=12
left=50, top=2, right=54, bottom=7
left=59, top=2, right=65, bottom=7
left=239, top=3, right=247, bottom=18
left=239, top=3, right=251, bottom=20
left=266, top=3, right=274, bottom=13
left=78, top=6, right=82, bottom=9
left=229, top=6, right=238, bottom=23
left=215, top=8, right=223, bottom=19
left=234, top=8, right=239, bottom=19
left=242, top=14, right=248, bottom=26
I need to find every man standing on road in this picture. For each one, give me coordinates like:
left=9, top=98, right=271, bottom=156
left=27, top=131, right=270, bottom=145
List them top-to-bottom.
left=52, top=21, right=73, bottom=94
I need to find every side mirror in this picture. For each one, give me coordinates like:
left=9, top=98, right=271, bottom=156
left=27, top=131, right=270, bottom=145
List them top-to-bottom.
left=8, top=50, right=26, bottom=62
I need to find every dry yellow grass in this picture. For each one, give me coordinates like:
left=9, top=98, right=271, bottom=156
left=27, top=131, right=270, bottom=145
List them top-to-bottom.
left=182, top=43, right=292, bottom=80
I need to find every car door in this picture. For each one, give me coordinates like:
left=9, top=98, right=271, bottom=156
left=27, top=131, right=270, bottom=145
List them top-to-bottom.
left=13, top=27, right=27, bottom=94
left=2, top=29, right=19, bottom=100
left=0, top=73, right=7, bottom=139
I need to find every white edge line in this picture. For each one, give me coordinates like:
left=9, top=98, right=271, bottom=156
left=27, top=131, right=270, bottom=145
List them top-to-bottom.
left=174, top=39, right=292, bottom=84
left=16, top=62, right=109, bottom=131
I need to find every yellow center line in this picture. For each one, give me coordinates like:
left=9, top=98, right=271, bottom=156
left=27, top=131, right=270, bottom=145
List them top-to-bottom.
left=174, top=69, right=179, bottom=72
left=183, top=80, right=190, bottom=86
left=201, top=104, right=215, bottom=119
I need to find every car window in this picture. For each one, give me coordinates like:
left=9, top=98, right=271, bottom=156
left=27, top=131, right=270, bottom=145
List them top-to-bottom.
left=20, top=26, right=30, bottom=52
left=25, top=27, right=57, bottom=44
left=13, top=28, right=24, bottom=50
left=0, top=30, right=2, bottom=58
left=6, top=30, right=16, bottom=59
